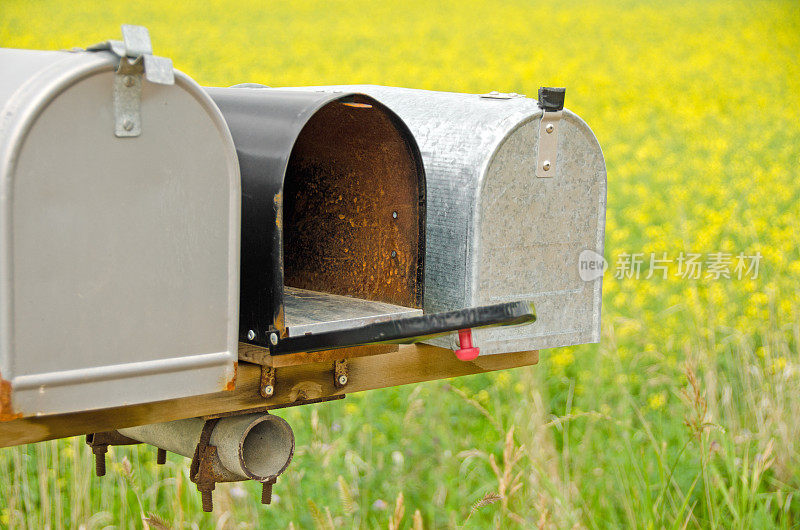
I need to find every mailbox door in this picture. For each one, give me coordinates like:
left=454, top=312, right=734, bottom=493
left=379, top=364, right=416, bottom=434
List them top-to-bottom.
left=271, top=300, right=535, bottom=355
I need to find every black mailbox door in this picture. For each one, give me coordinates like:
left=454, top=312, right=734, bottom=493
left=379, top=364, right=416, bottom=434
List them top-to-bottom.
left=271, top=300, right=536, bottom=355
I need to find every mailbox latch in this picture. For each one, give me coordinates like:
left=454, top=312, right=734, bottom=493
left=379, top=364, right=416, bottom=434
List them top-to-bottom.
left=87, top=25, right=175, bottom=138
left=536, top=87, right=565, bottom=178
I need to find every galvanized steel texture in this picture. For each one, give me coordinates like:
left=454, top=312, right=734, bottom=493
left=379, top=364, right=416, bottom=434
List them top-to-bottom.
left=283, top=86, right=607, bottom=354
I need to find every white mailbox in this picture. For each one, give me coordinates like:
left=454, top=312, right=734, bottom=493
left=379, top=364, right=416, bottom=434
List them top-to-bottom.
left=0, top=27, right=240, bottom=417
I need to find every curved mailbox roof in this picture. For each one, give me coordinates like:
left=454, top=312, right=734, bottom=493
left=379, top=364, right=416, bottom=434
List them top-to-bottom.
left=205, top=88, right=427, bottom=346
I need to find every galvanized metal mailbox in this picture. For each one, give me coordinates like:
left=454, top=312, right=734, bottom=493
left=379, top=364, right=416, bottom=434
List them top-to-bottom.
left=0, top=27, right=241, bottom=417
left=283, top=85, right=607, bottom=355
left=206, top=87, right=536, bottom=362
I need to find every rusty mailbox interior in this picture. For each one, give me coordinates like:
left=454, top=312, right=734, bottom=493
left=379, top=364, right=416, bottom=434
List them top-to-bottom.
left=207, top=87, right=536, bottom=359
left=282, top=95, right=425, bottom=329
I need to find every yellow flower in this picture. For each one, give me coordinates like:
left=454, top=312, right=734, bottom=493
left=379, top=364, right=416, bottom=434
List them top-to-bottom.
left=552, top=349, right=574, bottom=368
left=770, top=357, right=787, bottom=374
left=494, top=371, right=510, bottom=389
left=648, top=392, right=667, bottom=410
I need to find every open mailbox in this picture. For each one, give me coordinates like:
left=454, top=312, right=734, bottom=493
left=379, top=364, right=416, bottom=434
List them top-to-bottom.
left=282, top=86, right=607, bottom=355
left=206, top=87, right=536, bottom=363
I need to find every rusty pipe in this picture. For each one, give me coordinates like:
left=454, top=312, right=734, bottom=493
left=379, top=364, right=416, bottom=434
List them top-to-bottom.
left=118, top=413, right=294, bottom=482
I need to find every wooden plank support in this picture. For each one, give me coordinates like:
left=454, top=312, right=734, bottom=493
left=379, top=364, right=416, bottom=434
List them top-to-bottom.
left=239, top=342, right=399, bottom=367
left=0, top=344, right=537, bottom=448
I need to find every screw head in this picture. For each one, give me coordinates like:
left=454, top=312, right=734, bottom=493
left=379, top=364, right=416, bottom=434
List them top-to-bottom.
left=123, top=75, right=135, bottom=87
left=122, top=119, right=133, bottom=131
left=545, top=123, right=554, bottom=134
left=542, top=160, right=551, bottom=171
left=392, top=211, right=398, bottom=219
left=391, top=250, right=397, bottom=258
left=247, top=329, right=256, bottom=341
left=269, top=333, right=279, bottom=346
left=338, top=374, right=348, bottom=386
left=263, top=385, right=274, bottom=396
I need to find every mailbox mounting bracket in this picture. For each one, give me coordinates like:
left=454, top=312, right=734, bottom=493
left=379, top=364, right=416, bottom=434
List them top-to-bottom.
left=86, top=25, right=175, bottom=138
left=334, top=360, right=349, bottom=388
left=259, top=366, right=276, bottom=398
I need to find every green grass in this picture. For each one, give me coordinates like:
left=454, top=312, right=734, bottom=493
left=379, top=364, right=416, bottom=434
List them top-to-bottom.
left=1, top=0, right=799, bottom=527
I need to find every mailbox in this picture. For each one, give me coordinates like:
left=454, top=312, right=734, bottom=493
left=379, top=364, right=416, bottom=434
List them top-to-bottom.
left=0, top=28, right=241, bottom=417
left=282, top=86, right=607, bottom=355
left=206, top=87, right=536, bottom=362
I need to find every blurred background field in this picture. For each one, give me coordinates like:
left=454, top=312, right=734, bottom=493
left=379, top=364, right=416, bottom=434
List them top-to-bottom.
left=1, top=0, right=799, bottom=528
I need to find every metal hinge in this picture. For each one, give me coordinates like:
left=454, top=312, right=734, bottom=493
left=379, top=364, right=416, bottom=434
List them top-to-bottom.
left=87, top=25, right=175, bottom=138
left=535, top=87, right=566, bottom=178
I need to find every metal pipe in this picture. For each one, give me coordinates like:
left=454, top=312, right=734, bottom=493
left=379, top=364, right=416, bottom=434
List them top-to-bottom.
left=119, top=413, right=294, bottom=481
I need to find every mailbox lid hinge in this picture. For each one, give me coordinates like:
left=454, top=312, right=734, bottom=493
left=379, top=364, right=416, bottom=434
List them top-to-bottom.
left=87, top=25, right=175, bottom=138
left=536, top=87, right=565, bottom=178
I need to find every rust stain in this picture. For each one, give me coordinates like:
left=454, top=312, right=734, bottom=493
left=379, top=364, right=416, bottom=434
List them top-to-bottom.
left=282, top=95, right=423, bottom=308
left=341, top=102, right=373, bottom=109
left=274, top=190, right=283, bottom=230
left=275, top=305, right=286, bottom=338
left=224, top=362, right=238, bottom=391
left=0, top=371, right=21, bottom=422
left=288, top=381, right=323, bottom=403
left=266, top=394, right=345, bottom=411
